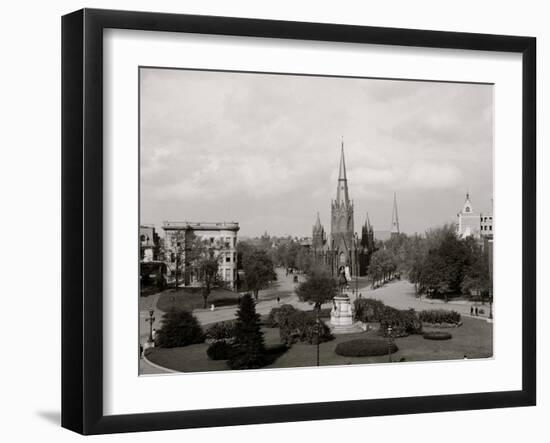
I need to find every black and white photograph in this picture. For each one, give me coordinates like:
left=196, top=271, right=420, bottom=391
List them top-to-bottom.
left=138, top=68, right=494, bottom=374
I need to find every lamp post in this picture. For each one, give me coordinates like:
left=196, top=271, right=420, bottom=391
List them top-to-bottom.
left=355, top=233, right=359, bottom=297
left=315, top=302, right=321, bottom=367
left=146, top=308, right=155, bottom=344
left=387, top=325, right=393, bottom=363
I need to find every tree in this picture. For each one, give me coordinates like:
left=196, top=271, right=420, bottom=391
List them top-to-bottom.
left=242, top=249, right=277, bottom=300
left=196, top=254, right=224, bottom=309
left=296, top=268, right=338, bottom=308
left=228, top=293, right=266, bottom=369
left=155, top=308, right=205, bottom=348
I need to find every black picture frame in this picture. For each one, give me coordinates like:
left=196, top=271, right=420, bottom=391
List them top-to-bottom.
left=61, top=8, right=536, bottom=435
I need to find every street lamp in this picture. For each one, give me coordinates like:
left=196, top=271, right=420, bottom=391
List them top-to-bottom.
left=315, top=302, right=321, bottom=367
left=146, top=308, right=155, bottom=344
left=387, top=325, right=393, bottom=363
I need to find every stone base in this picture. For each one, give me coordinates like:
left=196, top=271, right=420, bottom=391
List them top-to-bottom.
left=330, top=293, right=354, bottom=329
left=328, top=321, right=365, bottom=335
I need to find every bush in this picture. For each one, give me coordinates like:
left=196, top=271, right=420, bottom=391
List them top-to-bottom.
left=228, top=293, right=266, bottom=370
left=354, top=298, right=386, bottom=323
left=266, top=304, right=297, bottom=327
left=155, top=308, right=205, bottom=348
left=379, top=308, right=422, bottom=337
left=419, top=309, right=461, bottom=325
left=279, top=310, right=333, bottom=345
left=205, top=320, right=237, bottom=340
left=423, top=331, right=452, bottom=340
left=335, top=338, right=398, bottom=357
left=206, top=340, right=235, bottom=360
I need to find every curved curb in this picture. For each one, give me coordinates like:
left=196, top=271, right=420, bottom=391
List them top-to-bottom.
left=143, top=352, right=180, bottom=374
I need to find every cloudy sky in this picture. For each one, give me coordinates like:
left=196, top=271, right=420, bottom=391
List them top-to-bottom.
left=140, top=68, right=493, bottom=237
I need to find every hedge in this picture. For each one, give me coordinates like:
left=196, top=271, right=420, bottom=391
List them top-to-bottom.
left=353, top=298, right=387, bottom=323
left=354, top=299, right=422, bottom=337
left=266, top=304, right=297, bottom=327
left=379, top=307, right=422, bottom=337
left=155, top=308, right=205, bottom=348
left=279, top=310, right=333, bottom=345
left=419, top=310, right=461, bottom=325
left=205, top=320, right=237, bottom=340
left=423, top=331, right=452, bottom=340
left=335, top=338, right=398, bottom=357
left=206, top=340, right=235, bottom=360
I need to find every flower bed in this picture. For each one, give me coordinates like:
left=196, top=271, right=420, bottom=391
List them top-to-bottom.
left=422, top=331, right=452, bottom=340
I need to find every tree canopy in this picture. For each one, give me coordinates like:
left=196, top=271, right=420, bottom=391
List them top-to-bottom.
left=242, top=248, right=277, bottom=300
left=296, top=268, right=338, bottom=308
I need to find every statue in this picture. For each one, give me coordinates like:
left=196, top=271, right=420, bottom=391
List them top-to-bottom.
left=338, top=266, right=347, bottom=295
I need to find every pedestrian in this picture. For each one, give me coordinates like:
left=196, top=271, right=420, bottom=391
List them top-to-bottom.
left=277, top=296, right=280, bottom=304
left=210, top=303, right=215, bottom=311
left=470, top=305, right=474, bottom=316
left=475, top=306, right=479, bottom=316
left=152, top=328, right=157, bottom=341
left=140, top=344, right=143, bottom=359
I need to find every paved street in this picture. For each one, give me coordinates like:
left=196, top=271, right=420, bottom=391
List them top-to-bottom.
left=353, top=279, right=492, bottom=319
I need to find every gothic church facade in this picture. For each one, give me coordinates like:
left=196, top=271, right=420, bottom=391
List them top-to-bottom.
left=311, top=143, right=375, bottom=277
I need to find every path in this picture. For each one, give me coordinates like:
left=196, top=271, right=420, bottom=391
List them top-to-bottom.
left=192, top=268, right=316, bottom=325
left=352, top=279, right=491, bottom=319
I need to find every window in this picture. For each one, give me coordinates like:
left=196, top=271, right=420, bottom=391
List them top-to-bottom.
left=226, top=255, right=231, bottom=263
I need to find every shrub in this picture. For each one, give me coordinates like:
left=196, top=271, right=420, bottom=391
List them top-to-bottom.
left=228, top=293, right=266, bottom=370
left=354, top=298, right=386, bottom=323
left=266, top=304, right=297, bottom=327
left=155, top=308, right=205, bottom=348
left=379, top=308, right=422, bottom=337
left=419, top=309, right=461, bottom=325
left=279, top=310, right=333, bottom=345
left=205, top=320, right=237, bottom=340
left=423, top=331, right=452, bottom=340
left=335, top=338, right=398, bottom=357
left=206, top=340, right=235, bottom=360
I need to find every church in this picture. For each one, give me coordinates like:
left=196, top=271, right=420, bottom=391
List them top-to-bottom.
left=311, top=142, right=376, bottom=277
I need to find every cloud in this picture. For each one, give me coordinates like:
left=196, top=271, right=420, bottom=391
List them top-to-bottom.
left=140, top=68, right=493, bottom=236
left=406, top=161, right=463, bottom=189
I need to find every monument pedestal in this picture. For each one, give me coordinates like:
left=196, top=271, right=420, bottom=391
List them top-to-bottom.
left=330, top=293, right=361, bottom=333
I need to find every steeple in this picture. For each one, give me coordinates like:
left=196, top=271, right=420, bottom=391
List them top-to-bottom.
left=336, top=138, right=350, bottom=206
left=463, top=191, right=473, bottom=213
left=391, top=192, right=400, bottom=235
left=312, top=212, right=326, bottom=250
left=314, top=212, right=322, bottom=228
left=364, top=212, right=371, bottom=230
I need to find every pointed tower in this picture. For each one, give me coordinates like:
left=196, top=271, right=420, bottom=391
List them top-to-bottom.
left=331, top=139, right=355, bottom=272
left=457, top=191, right=480, bottom=239
left=390, top=192, right=400, bottom=236
left=312, top=212, right=326, bottom=250
left=360, top=213, right=372, bottom=250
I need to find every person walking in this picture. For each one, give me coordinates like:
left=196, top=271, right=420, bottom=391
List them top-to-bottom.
left=470, top=305, right=474, bottom=316
left=475, top=306, right=479, bottom=316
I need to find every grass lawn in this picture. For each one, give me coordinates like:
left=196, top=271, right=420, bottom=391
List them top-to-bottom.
left=156, top=287, right=241, bottom=312
left=144, top=316, right=492, bottom=373
left=145, top=327, right=283, bottom=373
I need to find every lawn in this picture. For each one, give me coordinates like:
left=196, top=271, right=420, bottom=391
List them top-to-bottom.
left=156, top=287, right=241, bottom=312
left=144, top=316, right=492, bottom=373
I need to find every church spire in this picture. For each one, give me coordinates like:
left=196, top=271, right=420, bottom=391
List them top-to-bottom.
left=336, top=139, right=350, bottom=205
left=391, top=192, right=400, bottom=235
left=314, top=211, right=322, bottom=228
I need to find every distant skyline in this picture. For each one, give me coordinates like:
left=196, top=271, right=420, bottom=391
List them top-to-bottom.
left=140, top=68, right=493, bottom=237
